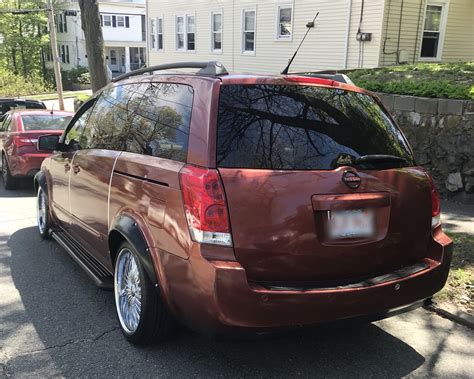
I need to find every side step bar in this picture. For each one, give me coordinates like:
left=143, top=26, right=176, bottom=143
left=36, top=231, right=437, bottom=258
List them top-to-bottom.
left=51, top=230, right=113, bottom=290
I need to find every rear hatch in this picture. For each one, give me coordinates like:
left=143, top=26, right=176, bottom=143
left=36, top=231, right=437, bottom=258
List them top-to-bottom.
left=216, top=82, right=433, bottom=286
left=19, top=113, right=71, bottom=152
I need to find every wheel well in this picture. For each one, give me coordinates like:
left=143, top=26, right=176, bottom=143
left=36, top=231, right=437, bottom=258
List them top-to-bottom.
left=108, top=230, right=127, bottom=266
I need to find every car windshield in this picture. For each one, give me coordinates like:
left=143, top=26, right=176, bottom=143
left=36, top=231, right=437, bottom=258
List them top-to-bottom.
left=216, top=84, right=415, bottom=170
left=21, top=114, right=72, bottom=131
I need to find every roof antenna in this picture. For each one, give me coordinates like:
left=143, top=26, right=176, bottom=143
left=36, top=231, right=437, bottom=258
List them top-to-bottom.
left=281, top=12, right=319, bottom=75
left=50, top=103, right=54, bottom=115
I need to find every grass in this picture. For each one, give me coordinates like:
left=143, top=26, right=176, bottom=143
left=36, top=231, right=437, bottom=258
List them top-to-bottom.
left=348, top=62, right=474, bottom=100
left=24, top=90, right=92, bottom=101
left=434, top=232, right=474, bottom=313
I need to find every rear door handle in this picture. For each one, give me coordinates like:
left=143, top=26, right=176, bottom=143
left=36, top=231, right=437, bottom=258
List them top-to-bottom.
left=72, top=163, right=80, bottom=174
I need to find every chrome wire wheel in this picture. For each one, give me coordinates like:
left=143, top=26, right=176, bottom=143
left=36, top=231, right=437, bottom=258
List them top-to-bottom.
left=37, top=187, right=47, bottom=235
left=114, top=248, right=142, bottom=334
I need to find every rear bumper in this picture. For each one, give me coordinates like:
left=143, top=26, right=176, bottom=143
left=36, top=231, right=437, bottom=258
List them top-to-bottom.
left=9, top=153, right=50, bottom=177
left=159, top=228, right=453, bottom=334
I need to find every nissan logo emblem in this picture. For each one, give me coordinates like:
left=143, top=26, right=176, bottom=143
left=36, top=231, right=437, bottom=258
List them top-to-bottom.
left=342, top=170, right=361, bottom=189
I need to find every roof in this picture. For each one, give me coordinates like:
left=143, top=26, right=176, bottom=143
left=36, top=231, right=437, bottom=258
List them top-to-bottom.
left=111, top=61, right=366, bottom=94
left=8, top=109, right=74, bottom=116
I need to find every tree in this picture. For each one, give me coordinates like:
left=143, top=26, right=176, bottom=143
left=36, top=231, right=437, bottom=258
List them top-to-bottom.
left=0, top=0, right=49, bottom=78
left=78, top=0, right=108, bottom=92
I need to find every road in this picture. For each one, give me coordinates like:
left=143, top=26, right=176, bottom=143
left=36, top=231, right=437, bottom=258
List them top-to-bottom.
left=42, top=98, right=76, bottom=113
left=0, top=182, right=473, bottom=377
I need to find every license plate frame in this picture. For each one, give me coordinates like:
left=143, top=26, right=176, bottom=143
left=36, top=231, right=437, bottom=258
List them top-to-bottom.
left=327, top=209, right=375, bottom=239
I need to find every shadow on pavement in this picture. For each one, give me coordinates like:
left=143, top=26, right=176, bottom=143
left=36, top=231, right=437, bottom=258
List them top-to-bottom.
left=0, top=177, right=35, bottom=198
left=6, top=226, right=426, bottom=377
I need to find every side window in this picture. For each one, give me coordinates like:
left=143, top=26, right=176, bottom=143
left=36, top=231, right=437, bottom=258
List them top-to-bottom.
left=83, top=82, right=193, bottom=162
left=126, top=82, right=193, bottom=161
left=64, top=105, right=94, bottom=148
left=0, top=116, right=10, bottom=132
left=3, top=116, right=12, bottom=132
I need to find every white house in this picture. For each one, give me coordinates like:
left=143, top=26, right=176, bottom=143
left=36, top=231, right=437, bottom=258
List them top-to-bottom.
left=50, top=0, right=147, bottom=74
left=146, top=0, right=474, bottom=73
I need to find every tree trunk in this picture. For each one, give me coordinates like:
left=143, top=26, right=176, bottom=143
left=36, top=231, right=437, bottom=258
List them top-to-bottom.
left=78, top=0, right=109, bottom=92
left=19, top=20, right=28, bottom=78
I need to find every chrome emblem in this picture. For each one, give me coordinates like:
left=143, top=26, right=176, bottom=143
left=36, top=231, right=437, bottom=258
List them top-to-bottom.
left=342, top=170, right=361, bottom=189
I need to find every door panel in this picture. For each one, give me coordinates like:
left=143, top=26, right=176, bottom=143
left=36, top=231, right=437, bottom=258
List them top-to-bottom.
left=69, top=150, right=120, bottom=269
left=49, top=151, right=75, bottom=228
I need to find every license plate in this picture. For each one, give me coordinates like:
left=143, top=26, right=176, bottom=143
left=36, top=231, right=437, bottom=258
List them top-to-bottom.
left=327, top=209, right=374, bottom=239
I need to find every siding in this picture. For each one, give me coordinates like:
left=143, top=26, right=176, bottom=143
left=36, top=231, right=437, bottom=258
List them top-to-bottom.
left=147, top=0, right=385, bottom=72
left=380, top=0, right=474, bottom=66
left=443, top=0, right=474, bottom=62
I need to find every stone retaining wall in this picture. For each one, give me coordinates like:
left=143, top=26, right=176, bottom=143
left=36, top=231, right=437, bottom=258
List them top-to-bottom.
left=377, top=93, right=474, bottom=201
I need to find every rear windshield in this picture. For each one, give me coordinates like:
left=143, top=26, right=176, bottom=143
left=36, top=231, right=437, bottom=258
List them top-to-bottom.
left=216, top=85, right=415, bottom=170
left=0, top=101, right=45, bottom=116
left=21, top=114, right=72, bottom=131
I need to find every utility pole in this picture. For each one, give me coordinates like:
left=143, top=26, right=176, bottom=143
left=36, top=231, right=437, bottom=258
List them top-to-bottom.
left=46, top=0, right=65, bottom=110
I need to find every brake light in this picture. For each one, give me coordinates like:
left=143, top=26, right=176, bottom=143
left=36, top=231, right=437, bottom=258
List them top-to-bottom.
left=13, top=135, right=35, bottom=148
left=179, top=165, right=232, bottom=246
left=428, top=174, right=441, bottom=228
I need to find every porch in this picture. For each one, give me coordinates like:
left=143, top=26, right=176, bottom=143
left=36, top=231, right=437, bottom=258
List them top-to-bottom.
left=105, top=46, right=147, bottom=74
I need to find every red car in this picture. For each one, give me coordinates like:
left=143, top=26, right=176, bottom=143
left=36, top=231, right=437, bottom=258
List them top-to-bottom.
left=35, top=62, right=452, bottom=345
left=0, top=110, right=73, bottom=189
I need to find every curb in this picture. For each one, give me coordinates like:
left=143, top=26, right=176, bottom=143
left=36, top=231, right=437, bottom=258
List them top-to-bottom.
left=423, top=299, right=474, bottom=329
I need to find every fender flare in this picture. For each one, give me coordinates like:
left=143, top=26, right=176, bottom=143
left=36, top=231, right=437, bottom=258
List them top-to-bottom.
left=34, top=170, right=47, bottom=194
left=109, top=215, right=158, bottom=287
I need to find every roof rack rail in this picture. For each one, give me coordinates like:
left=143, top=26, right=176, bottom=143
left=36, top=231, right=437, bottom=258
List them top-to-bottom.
left=112, top=61, right=228, bottom=82
left=289, top=71, right=354, bottom=85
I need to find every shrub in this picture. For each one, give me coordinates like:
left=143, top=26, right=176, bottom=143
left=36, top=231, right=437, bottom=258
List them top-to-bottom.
left=348, top=62, right=474, bottom=100
left=0, top=68, right=52, bottom=97
left=77, top=72, right=91, bottom=85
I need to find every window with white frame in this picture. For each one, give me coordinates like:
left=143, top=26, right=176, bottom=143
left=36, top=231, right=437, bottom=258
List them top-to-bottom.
left=420, top=2, right=447, bottom=59
left=277, top=5, right=292, bottom=39
left=242, top=9, right=256, bottom=54
left=211, top=12, right=222, bottom=52
left=103, top=15, right=112, bottom=27
left=117, top=15, right=125, bottom=28
left=176, top=15, right=195, bottom=51
left=187, top=15, right=195, bottom=51
left=176, top=16, right=185, bottom=50
left=157, top=17, right=164, bottom=50
left=149, top=18, right=157, bottom=50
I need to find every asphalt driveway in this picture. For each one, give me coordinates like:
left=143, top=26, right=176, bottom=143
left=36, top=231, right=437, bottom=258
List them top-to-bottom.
left=0, top=183, right=473, bottom=377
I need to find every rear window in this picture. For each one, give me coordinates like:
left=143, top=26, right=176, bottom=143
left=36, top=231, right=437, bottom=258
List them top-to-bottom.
left=216, top=84, right=415, bottom=170
left=0, top=101, right=45, bottom=116
left=21, top=114, right=72, bottom=130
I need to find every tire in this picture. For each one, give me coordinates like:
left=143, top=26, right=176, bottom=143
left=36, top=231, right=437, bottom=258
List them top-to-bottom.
left=2, top=155, right=18, bottom=190
left=37, top=186, right=52, bottom=239
left=114, top=242, right=176, bottom=345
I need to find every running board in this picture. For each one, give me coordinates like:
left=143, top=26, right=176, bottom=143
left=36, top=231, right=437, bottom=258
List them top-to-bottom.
left=51, top=230, right=113, bottom=290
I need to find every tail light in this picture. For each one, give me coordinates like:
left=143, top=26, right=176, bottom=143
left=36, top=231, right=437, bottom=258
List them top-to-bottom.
left=13, top=135, right=35, bottom=148
left=179, top=165, right=232, bottom=246
left=428, top=174, right=441, bottom=228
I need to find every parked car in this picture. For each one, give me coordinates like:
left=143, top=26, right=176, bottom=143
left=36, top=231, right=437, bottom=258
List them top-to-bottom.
left=35, top=61, right=453, bottom=345
left=0, top=98, right=46, bottom=121
left=0, top=110, right=73, bottom=189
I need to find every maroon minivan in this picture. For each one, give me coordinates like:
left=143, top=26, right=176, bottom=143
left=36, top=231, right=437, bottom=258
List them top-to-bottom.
left=35, top=62, right=453, bottom=345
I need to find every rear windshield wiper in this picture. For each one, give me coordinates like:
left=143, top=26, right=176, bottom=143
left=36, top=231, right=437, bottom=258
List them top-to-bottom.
left=355, top=154, right=407, bottom=164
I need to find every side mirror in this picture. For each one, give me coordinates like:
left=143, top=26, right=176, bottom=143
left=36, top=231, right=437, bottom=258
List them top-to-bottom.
left=38, top=134, right=60, bottom=152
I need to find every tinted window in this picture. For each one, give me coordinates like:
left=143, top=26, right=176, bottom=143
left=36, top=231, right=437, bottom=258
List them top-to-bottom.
left=82, top=82, right=193, bottom=161
left=217, top=85, right=414, bottom=170
left=0, top=101, right=45, bottom=116
left=65, top=106, right=95, bottom=146
left=21, top=114, right=72, bottom=130
left=0, top=116, right=11, bottom=132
